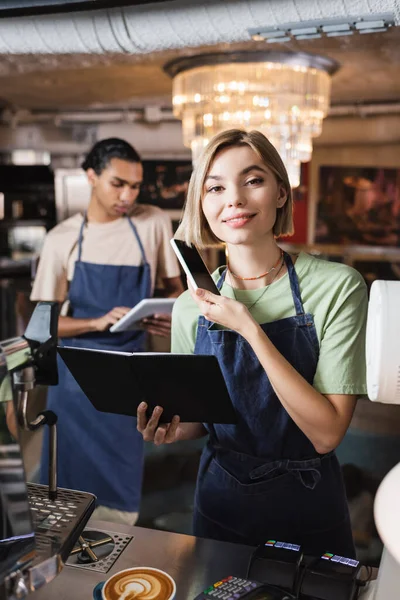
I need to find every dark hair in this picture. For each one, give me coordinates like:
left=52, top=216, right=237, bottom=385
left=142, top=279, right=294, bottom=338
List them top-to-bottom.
left=81, top=138, right=141, bottom=174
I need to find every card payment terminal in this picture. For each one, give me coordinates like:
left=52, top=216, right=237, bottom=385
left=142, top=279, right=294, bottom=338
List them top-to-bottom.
left=194, top=576, right=294, bottom=599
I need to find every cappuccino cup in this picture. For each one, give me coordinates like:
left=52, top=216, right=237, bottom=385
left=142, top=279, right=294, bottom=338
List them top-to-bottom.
left=101, top=567, right=176, bottom=600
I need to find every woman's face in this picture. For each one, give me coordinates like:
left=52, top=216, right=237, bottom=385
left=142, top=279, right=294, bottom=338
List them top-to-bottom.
left=202, top=145, right=287, bottom=247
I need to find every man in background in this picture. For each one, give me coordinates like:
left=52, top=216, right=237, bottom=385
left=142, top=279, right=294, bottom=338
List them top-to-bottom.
left=31, top=138, right=182, bottom=525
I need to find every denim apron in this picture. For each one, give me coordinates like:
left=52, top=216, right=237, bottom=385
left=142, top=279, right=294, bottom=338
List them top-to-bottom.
left=40, top=215, right=150, bottom=511
left=193, top=252, right=355, bottom=557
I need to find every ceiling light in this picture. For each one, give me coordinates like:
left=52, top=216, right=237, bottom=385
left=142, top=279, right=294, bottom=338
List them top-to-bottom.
left=164, top=51, right=339, bottom=188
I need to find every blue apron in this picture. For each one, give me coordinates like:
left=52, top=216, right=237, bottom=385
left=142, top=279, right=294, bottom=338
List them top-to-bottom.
left=40, top=215, right=151, bottom=511
left=193, top=252, right=355, bottom=557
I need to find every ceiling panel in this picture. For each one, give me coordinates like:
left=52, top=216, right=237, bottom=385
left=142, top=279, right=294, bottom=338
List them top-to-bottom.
left=0, top=26, right=399, bottom=111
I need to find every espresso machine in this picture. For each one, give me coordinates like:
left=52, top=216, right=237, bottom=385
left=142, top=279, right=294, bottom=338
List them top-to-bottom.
left=0, top=302, right=96, bottom=599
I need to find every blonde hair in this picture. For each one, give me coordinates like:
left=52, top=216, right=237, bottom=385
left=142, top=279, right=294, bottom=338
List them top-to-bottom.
left=175, top=129, right=294, bottom=249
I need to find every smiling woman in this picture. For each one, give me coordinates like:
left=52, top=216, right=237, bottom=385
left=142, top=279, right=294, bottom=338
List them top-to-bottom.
left=137, top=128, right=368, bottom=558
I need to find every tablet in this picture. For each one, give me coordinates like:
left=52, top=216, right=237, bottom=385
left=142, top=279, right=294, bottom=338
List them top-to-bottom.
left=110, top=298, right=176, bottom=333
left=58, top=346, right=237, bottom=424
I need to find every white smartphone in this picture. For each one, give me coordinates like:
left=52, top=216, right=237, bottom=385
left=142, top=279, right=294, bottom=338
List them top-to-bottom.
left=170, top=238, right=221, bottom=295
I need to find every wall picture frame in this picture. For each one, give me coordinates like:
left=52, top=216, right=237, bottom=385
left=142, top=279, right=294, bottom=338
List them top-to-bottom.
left=315, top=165, right=400, bottom=246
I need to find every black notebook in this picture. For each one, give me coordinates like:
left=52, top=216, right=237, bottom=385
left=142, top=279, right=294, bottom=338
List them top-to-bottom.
left=58, top=346, right=237, bottom=424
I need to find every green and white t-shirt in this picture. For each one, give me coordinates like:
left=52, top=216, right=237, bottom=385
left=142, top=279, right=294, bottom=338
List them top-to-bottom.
left=171, top=252, right=368, bottom=396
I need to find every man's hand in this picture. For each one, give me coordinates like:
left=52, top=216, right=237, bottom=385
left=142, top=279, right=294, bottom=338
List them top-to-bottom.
left=91, top=307, right=131, bottom=332
left=141, top=313, right=172, bottom=337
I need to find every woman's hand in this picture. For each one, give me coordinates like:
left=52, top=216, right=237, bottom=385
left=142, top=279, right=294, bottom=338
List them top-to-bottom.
left=188, top=283, right=257, bottom=336
left=137, top=402, right=181, bottom=445
left=137, top=402, right=207, bottom=444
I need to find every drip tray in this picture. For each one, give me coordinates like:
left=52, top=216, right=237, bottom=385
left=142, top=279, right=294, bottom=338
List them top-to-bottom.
left=66, top=528, right=133, bottom=573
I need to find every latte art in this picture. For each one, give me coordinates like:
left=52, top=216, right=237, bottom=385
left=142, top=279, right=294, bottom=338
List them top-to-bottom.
left=103, top=568, right=175, bottom=600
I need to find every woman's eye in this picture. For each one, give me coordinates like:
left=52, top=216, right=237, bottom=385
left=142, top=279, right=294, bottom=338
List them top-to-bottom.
left=246, top=177, right=264, bottom=186
left=207, top=185, right=224, bottom=193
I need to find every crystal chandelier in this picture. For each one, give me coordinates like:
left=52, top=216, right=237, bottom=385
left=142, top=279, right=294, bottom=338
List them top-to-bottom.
left=164, top=52, right=339, bottom=188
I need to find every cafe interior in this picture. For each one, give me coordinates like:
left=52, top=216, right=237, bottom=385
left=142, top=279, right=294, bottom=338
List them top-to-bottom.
left=0, top=1, right=400, bottom=599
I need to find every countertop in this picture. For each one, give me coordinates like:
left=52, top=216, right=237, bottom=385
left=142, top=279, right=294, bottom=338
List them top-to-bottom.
left=30, top=519, right=377, bottom=600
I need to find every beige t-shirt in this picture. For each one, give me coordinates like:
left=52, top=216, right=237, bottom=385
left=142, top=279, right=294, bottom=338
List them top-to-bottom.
left=31, top=205, right=180, bottom=312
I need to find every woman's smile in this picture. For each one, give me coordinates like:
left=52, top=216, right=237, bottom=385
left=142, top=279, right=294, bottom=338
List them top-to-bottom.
left=222, top=212, right=257, bottom=228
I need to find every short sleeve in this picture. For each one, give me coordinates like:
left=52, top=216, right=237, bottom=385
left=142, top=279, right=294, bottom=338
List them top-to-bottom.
left=155, top=212, right=180, bottom=281
left=30, top=233, right=68, bottom=303
left=313, top=270, right=368, bottom=395
left=171, top=291, right=198, bottom=355
left=0, top=376, right=12, bottom=404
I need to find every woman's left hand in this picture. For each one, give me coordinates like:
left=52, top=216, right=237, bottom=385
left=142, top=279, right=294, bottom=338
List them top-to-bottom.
left=188, top=283, right=256, bottom=336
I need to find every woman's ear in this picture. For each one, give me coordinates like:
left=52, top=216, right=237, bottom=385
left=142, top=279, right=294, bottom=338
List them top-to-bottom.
left=277, top=184, right=288, bottom=208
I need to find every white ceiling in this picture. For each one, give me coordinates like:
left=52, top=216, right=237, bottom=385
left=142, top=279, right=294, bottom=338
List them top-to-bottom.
left=0, top=0, right=398, bottom=113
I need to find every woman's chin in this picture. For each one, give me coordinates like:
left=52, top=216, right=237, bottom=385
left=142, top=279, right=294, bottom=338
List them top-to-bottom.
left=222, top=230, right=259, bottom=246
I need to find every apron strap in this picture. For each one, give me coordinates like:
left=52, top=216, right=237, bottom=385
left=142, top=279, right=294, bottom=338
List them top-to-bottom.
left=77, top=213, right=87, bottom=262
left=126, top=216, right=148, bottom=265
left=283, top=251, right=306, bottom=317
left=216, top=267, right=227, bottom=290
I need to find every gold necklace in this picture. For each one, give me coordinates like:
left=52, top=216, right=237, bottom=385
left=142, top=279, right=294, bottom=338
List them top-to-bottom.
left=227, top=249, right=283, bottom=281
left=230, top=257, right=285, bottom=312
